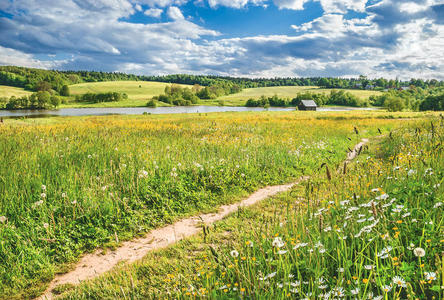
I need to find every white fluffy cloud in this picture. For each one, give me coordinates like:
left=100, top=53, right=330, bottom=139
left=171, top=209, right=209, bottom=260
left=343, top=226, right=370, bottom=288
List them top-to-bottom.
left=0, top=0, right=443, bottom=79
left=135, top=0, right=188, bottom=8
left=207, top=0, right=265, bottom=8
left=273, top=0, right=309, bottom=10
left=315, top=0, right=368, bottom=13
left=399, top=2, right=429, bottom=13
left=166, top=6, right=184, bottom=20
left=145, top=8, right=163, bottom=17
left=0, top=46, right=61, bottom=69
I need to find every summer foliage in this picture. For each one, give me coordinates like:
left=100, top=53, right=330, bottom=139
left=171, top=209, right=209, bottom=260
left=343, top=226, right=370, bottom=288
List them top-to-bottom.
left=1, top=66, right=443, bottom=92
left=1, top=66, right=444, bottom=110
left=246, top=90, right=371, bottom=108
left=0, top=91, right=62, bottom=109
left=74, top=92, right=128, bottom=103
left=0, top=111, right=428, bottom=299
left=57, top=116, right=443, bottom=300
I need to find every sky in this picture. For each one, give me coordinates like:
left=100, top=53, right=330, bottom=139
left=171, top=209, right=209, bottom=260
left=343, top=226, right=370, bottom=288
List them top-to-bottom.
left=0, top=0, right=443, bottom=79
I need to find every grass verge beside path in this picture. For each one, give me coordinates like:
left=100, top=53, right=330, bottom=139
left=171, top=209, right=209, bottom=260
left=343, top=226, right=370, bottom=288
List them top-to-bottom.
left=58, top=117, right=442, bottom=299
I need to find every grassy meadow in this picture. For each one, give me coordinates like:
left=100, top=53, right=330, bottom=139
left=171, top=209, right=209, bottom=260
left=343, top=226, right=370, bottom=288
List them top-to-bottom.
left=65, top=81, right=192, bottom=107
left=0, top=82, right=382, bottom=108
left=67, top=83, right=381, bottom=108
left=0, top=85, right=32, bottom=98
left=213, top=86, right=382, bottom=105
left=0, top=111, right=440, bottom=299
left=56, top=115, right=443, bottom=300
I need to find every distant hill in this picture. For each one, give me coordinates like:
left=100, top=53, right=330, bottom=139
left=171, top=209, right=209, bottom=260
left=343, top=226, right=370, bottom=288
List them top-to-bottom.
left=0, top=66, right=442, bottom=95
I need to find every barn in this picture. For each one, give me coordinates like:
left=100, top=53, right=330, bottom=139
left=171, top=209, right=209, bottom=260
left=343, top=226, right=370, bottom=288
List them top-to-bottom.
left=298, top=100, right=317, bottom=111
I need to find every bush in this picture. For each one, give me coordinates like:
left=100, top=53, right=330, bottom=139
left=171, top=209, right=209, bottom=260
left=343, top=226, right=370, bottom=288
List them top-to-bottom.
left=60, top=85, right=70, bottom=96
left=327, top=90, right=363, bottom=107
left=1, top=91, right=61, bottom=110
left=76, top=92, right=126, bottom=103
left=419, top=93, right=444, bottom=111
left=50, top=95, right=61, bottom=108
left=384, top=96, right=405, bottom=112
left=146, top=99, right=157, bottom=107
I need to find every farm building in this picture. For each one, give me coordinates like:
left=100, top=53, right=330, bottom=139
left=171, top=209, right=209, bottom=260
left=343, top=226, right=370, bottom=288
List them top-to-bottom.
left=298, top=100, right=317, bottom=111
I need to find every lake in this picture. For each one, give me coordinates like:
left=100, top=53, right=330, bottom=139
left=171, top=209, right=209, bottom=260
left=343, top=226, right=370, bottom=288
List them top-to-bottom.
left=0, top=106, right=377, bottom=118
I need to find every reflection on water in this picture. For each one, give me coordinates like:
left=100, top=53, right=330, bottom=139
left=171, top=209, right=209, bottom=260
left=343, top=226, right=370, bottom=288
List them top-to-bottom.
left=0, top=106, right=377, bottom=118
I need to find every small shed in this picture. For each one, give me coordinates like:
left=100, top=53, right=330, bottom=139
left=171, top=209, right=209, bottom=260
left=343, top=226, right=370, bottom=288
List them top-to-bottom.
left=298, top=100, right=317, bottom=111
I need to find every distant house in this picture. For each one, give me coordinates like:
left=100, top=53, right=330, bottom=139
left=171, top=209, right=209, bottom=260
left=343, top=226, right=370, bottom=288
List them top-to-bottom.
left=365, top=84, right=375, bottom=90
left=400, top=86, right=411, bottom=91
left=298, top=100, right=317, bottom=111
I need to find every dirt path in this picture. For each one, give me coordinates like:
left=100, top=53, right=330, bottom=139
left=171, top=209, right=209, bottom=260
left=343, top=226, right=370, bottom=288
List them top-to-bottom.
left=346, top=138, right=368, bottom=162
left=40, top=139, right=369, bottom=299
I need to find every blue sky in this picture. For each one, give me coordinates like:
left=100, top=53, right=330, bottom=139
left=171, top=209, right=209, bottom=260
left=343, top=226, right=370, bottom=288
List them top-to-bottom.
left=0, top=0, right=443, bottom=79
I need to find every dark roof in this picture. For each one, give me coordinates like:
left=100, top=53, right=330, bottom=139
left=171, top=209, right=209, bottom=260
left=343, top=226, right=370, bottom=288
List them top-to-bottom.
left=299, top=100, right=317, bottom=107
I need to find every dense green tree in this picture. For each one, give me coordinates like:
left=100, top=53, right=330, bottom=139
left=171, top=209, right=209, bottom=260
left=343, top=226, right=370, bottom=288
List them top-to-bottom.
left=36, top=81, right=52, bottom=92
left=60, top=85, right=70, bottom=96
left=37, top=91, right=51, bottom=108
left=76, top=92, right=126, bottom=103
left=419, top=93, right=444, bottom=111
left=50, top=95, right=61, bottom=108
left=384, top=96, right=405, bottom=112
left=146, top=99, right=157, bottom=107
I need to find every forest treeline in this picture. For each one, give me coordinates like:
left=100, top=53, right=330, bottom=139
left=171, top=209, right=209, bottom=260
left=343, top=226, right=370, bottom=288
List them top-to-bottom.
left=1, top=66, right=444, bottom=111
left=2, top=66, right=443, bottom=93
left=149, top=84, right=239, bottom=106
left=245, top=87, right=444, bottom=111
left=246, top=90, right=369, bottom=108
left=0, top=91, right=128, bottom=109
left=0, top=92, right=62, bottom=109
left=75, top=92, right=128, bottom=103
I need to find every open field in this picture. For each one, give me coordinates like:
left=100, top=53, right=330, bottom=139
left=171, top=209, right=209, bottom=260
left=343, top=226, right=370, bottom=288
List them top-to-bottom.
left=65, top=81, right=191, bottom=107
left=0, top=82, right=382, bottom=108
left=66, top=82, right=382, bottom=107
left=0, top=85, right=32, bottom=98
left=213, top=86, right=382, bottom=105
left=0, top=111, right=440, bottom=299
left=57, top=116, right=443, bottom=300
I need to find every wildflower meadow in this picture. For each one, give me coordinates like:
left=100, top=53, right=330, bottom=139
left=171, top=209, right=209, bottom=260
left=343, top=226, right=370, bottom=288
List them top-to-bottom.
left=0, top=112, right=441, bottom=299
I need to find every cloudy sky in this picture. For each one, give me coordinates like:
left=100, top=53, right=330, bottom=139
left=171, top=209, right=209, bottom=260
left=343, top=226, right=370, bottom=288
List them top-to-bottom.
left=0, top=0, right=443, bottom=79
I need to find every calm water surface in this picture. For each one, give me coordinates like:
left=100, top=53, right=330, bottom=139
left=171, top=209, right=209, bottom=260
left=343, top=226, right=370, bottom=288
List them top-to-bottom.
left=0, top=106, right=377, bottom=118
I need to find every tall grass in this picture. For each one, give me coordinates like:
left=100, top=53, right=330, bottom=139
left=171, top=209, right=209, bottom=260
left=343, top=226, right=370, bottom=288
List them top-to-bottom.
left=0, top=111, right=401, bottom=298
left=57, top=116, right=442, bottom=300
left=164, top=119, right=442, bottom=299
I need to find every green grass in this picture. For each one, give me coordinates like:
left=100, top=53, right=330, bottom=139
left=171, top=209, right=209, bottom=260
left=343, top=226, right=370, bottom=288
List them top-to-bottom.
left=64, top=81, right=191, bottom=108
left=65, top=83, right=381, bottom=108
left=0, top=85, right=32, bottom=98
left=211, top=86, right=382, bottom=106
left=0, top=111, right=438, bottom=299
left=57, top=117, right=443, bottom=300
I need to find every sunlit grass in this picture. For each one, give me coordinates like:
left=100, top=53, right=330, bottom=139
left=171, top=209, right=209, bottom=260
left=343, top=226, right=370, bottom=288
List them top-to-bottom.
left=65, top=81, right=191, bottom=107
left=0, top=85, right=32, bottom=98
left=214, top=86, right=382, bottom=104
left=0, top=111, right=438, bottom=298
left=58, top=116, right=442, bottom=300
